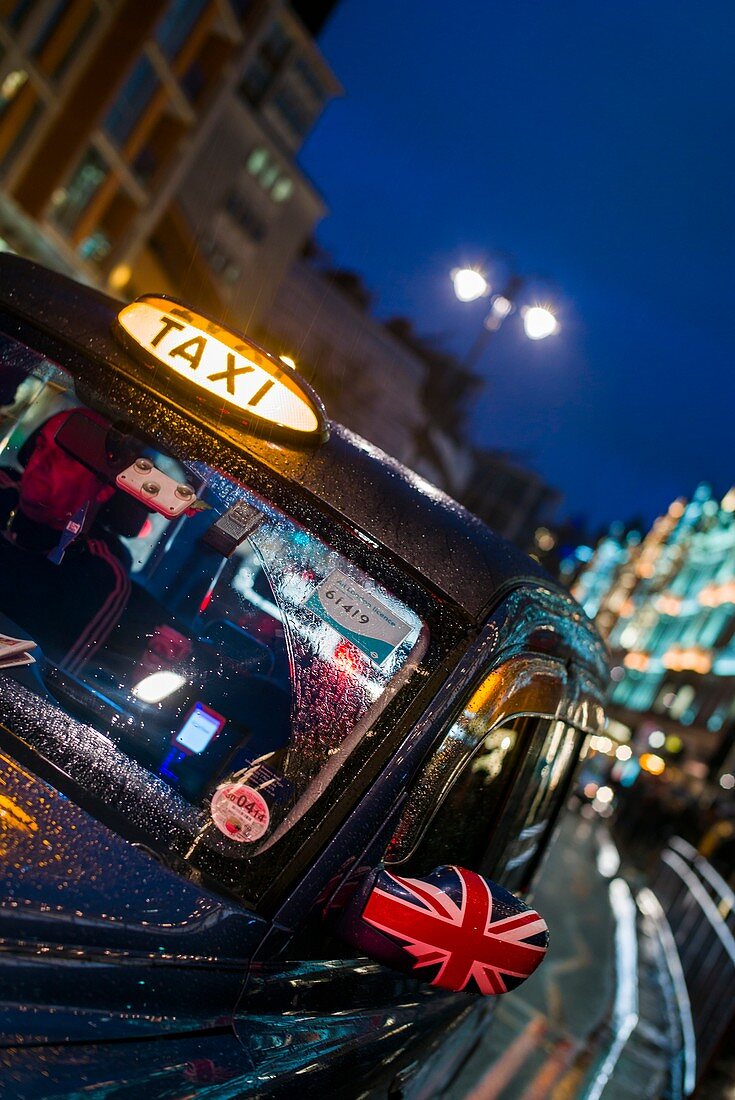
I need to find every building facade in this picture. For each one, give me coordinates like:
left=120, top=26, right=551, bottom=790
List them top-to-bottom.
left=0, top=0, right=337, bottom=308
left=140, top=3, right=340, bottom=326
left=255, top=258, right=438, bottom=474
left=461, top=449, right=561, bottom=551
left=573, top=484, right=735, bottom=778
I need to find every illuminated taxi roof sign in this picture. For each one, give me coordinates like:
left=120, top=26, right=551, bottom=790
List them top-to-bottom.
left=114, top=296, right=327, bottom=444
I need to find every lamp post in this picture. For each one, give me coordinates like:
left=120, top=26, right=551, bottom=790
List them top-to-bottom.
left=450, top=265, right=559, bottom=370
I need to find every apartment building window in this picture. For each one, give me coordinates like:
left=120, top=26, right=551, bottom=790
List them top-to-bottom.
left=1, top=0, right=37, bottom=31
left=30, top=0, right=99, bottom=82
left=155, top=0, right=207, bottom=61
left=239, top=20, right=292, bottom=105
left=261, top=21, right=292, bottom=64
left=180, top=32, right=233, bottom=109
left=293, top=55, right=327, bottom=104
left=104, top=57, right=158, bottom=147
left=239, top=58, right=269, bottom=103
left=180, top=59, right=206, bottom=103
left=0, top=69, right=42, bottom=173
left=273, top=86, right=311, bottom=138
left=1, top=101, right=42, bottom=170
left=132, top=111, right=188, bottom=186
left=50, top=146, right=108, bottom=235
left=246, top=146, right=293, bottom=203
left=79, top=182, right=138, bottom=263
left=224, top=189, right=266, bottom=242
left=77, top=229, right=110, bottom=261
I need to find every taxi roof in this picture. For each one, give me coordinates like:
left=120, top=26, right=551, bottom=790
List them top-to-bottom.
left=0, top=254, right=549, bottom=622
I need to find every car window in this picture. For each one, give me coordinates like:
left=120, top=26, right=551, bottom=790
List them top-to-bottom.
left=0, top=335, right=428, bottom=861
left=388, top=655, right=582, bottom=891
left=391, top=711, right=582, bottom=891
left=479, top=718, right=582, bottom=890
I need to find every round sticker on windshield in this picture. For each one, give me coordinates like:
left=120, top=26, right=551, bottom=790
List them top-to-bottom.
left=211, top=784, right=270, bottom=843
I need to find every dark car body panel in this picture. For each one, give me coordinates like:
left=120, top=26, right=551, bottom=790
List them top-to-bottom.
left=0, top=753, right=262, bottom=1034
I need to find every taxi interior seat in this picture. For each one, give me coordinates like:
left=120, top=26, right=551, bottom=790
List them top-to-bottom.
left=16, top=413, right=151, bottom=565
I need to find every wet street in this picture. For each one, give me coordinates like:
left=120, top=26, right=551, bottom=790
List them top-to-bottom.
left=443, top=811, right=735, bottom=1100
left=446, top=811, right=620, bottom=1099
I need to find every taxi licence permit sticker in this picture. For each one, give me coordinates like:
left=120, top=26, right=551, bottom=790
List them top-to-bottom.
left=305, top=569, right=412, bottom=665
left=211, top=784, right=270, bottom=843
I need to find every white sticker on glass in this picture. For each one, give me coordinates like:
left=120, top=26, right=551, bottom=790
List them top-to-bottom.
left=305, top=569, right=412, bottom=664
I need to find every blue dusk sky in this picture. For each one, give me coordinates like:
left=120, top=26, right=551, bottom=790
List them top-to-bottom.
left=299, top=0, right=735, bottom=530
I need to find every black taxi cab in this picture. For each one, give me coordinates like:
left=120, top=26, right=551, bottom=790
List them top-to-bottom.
left=0, top=255, right=608, bottom=1099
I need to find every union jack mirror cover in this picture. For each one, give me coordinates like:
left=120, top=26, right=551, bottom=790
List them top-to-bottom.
left=333, top=864, right=549, bottom=996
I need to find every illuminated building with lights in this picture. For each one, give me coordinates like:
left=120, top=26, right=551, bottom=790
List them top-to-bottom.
left=0, top=1, right=339, bottom=313
left=573, top=484, right=735, bottom=780
left=570, top=525, right=641, bottom=621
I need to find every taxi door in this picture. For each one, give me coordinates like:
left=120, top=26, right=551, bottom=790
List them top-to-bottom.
left=224, top=587, right=605, bottom=1098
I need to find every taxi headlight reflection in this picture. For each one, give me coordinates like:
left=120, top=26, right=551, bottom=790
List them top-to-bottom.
left=133, top=671, right=186, bottom=704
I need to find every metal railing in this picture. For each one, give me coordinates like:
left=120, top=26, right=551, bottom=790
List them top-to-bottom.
left=651, top=835, right=735, bottom=1092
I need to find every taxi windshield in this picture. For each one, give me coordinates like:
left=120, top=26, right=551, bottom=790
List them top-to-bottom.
left=0, top=335, right=427, bottom=857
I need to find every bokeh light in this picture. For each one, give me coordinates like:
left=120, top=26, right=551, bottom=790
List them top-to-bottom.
left=451, top=267, right=489, bottom=302
left=522, top=305, right=558, bottom=340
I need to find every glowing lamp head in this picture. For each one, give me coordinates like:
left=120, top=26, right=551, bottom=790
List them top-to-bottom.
left=452, top=267, right=489, bottom=302
left=522, top=305, right=559, bottom=340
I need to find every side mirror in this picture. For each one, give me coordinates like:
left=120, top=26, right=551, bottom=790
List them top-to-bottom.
left=329, top=864, right=548, bottom=995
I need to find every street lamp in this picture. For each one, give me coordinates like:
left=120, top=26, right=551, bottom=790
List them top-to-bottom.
left=451, top=264, right=559, bottom=368
left=450, top=267, right=489, bottom=302
left=522, top=305, right=559, bottom=341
